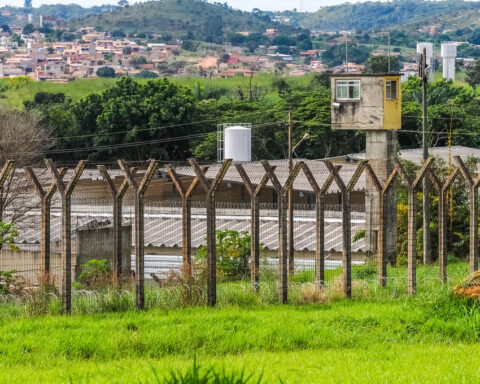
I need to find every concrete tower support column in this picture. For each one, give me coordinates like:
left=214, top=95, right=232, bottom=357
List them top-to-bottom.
left=365, top=130, right=397, bottom=265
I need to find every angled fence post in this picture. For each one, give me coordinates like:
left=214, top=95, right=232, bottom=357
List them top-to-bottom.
left=454, top=156, right=480, bottom=272
left=394, top=157, right=433, bottom=294
left=189, top=158, right=232, bottom=307
left=45, top=159, right=86, bottom=314
left=0, top=160, right=14, bottom=222
left=119, top=160, right=158, bottom=310
left=262, top=160, right=303, bottom=304
left=325, top=160, right=367, bottom=298
left=302, top=163, right=338, bottom=287
left=364, top=163, right=398, bottom=287
left=166, top=164, right=208, bottom=278
left=236, top=164, right=270, bottom=291
left=98, top=165, right=137, bottom=277
left=25, top=166, right=66, bottom=275
left=429, top=167, right=459, bottom=282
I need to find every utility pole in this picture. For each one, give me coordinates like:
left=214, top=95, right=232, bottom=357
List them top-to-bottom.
left=345, top=30, right=348, bottom=74
left=387, top=31, right=391, bottom=72
left=419, top=47, right=431, bottom=265
left=288, top=111, right=294, bottom=274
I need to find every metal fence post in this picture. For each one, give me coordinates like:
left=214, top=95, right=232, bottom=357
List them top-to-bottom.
left=455, top=156, right=480, bottom=272
left=394, top=157, right=433, bottom=295
left=189, top=158, right=232, bottom=307
left=45, top=159, right=86, bottom=314
left=119, top=160, right=159, bottom=310
left=262, top=160, right=303, bottom=304
left=325, top=160, right=366, bottom=298
left=302, top=163, right=337, bottom=287
left=365, top=163, right=398, bottom=287
left=166, top=164, right=208, bottom=278
left=235, top=164, right=270, bottom=292
left=98, top=165, right=137, bottom=277
left=25, top=166, right=66, bottom=275
left=430, top=168, right=459, bottom=282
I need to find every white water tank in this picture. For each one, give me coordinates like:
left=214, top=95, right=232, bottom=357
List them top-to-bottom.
left=441, top=43, right=457, bottom=81
left=224, top=125, right=251, bottom=162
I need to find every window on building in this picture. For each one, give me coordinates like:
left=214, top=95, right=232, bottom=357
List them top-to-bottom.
left=336, top=80, right=360, bottom=100
left=385, top=80, right=397, bottom=100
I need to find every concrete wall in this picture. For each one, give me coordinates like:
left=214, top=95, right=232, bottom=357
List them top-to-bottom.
left=331, top=76, right=384, bottom=130
left=76, top=225, right=132, bottom=277
left=0, top=250, right=74, bottom=286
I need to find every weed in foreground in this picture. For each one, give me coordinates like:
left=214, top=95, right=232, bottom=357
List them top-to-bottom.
left=146, top=359, right=264, bottom=384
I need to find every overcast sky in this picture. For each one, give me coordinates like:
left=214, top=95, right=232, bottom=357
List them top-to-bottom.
left=0, top=0, right=378, bottom=12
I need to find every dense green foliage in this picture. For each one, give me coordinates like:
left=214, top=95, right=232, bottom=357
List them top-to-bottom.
left=71, top=0, right=296, bottom=41
left=291, top=0, right=480, bottom=32
left=364, top=55, right=400, bottom=73
left=96, top=66, right=116, bottom=78
left=14, top=74, right=368, bottom=163
left=196, top=230, right=252, bottom=281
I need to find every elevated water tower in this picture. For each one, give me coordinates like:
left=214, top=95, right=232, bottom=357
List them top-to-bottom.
left=441, top=42, right=457, bottom=81
left=217, top=123, right=252, bottom=162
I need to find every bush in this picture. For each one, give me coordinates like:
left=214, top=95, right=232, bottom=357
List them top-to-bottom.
left=96, top=66, right=115, bottom=78
left=135, top=70, right=158, bottom=78
left=195, top=230, right=253, bottom=281
left=78, top=259, right=111, bottom=289
left=0, top=270, right=24, bottom=295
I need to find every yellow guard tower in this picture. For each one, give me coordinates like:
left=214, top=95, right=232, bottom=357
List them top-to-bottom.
left=331, top=73, right=402, bottom=263
left=331, top=73, right=401, bottom=130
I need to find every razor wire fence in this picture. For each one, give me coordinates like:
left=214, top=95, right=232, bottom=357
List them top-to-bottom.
left=0, top=155, right=477, bottom=314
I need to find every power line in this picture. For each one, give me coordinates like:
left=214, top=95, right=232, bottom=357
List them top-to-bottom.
left=0, top=108, right=283, bottom=145
left=0, top=121, right=285, bottom=157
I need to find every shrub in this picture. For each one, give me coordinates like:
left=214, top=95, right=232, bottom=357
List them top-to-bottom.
left=96, top=66, right=115, bottom=78
left=0, top=222, right=19, bottom=251
left=195, top=230, right=252, bottom=281
left=78, top=259, right=111, bottom=289
left=0, top=270, right=24, bottom=295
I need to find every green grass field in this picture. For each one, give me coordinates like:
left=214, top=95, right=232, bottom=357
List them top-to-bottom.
left=0, top=75, right=313, bottom=110
left=1, top=263, right=479, bottom=383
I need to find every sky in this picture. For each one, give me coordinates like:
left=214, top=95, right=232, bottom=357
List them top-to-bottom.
left=0, top=0, right=379, bottom=13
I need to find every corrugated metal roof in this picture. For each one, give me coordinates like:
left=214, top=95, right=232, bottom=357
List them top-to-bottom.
left=13, top=207, right=366, bottom=253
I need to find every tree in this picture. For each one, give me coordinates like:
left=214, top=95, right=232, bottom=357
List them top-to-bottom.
left=24, top=0, right=32, bottom=8
left=117, top=0, right=129, bottom=8
left=204, top=15, right=223, bottom=42
left=22, top=24, right=34, bottom=35
left=10, top=34, right=24, bottom=47
left=219, top=53, right=230, bottom=64
left=364, top=55, right=400, bottom=73
left=129, top=56, right=147, bottom=69
left=466, top=59, right=480, bottom=88
left=96, top=67, right=115, bottom=78
left=135, top=70, right=158, bottom=78
left=74, top=77, right=197, bottom=161
left=24, top=92, right=66, bottom=109
left=0, top=107, right=52, bottom=224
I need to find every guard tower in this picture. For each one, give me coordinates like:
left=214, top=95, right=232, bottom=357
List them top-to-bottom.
left=331, top=73, right=401, bottom=263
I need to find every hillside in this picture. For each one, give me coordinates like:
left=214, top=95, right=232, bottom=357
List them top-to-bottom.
left=71, top=0, right=296, bottom=40
left=291, top=0, right=480, bottom=32
left=0, top=4, right=112, bottom=25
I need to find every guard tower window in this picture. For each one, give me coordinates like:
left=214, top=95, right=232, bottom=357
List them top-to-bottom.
left=336, top=80, right=360, bottom=100
left=385, top=80, right=397, bottom=100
